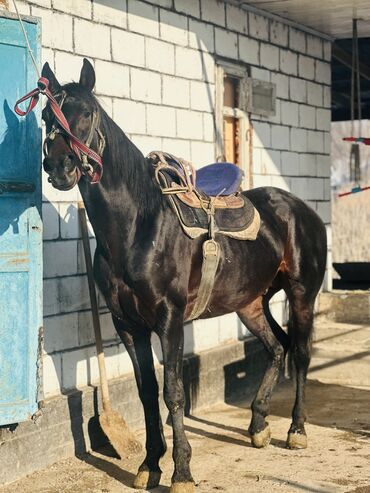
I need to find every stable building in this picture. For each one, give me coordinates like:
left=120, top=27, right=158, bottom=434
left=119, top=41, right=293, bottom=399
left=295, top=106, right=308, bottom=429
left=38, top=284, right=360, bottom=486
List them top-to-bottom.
left=0, top=0, right=341, bottom=483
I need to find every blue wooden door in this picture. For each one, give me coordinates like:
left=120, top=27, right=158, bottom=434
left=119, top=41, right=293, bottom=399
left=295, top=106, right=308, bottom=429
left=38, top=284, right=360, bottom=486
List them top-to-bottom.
left=0, top=13, right=42, bottom=424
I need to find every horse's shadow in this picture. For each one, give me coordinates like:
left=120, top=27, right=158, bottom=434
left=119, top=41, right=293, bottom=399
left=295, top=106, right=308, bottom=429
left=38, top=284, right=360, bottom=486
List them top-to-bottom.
left=0, top=100, right=40, bottom=236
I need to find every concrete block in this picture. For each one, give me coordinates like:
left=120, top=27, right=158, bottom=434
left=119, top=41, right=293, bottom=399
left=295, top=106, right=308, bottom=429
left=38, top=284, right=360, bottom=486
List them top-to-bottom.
left=8, top=0, right=30, bottom=13
left=53, top=0, right=91, bottom=18
left=93, top=0, right=127, bottom=28
left=128, top=0, right=159, bottom=37
left=174, top=0, right=200, bottom=18
left=201, top=0, right=226, bottom=27
left=226, top=4, right=248, bottom=34
left=32, top=7, right=73, bottom=51
left=160, top=9, right=188, bottom=46
left=249, top=13, right=269, bottom=41
left=189, top=18, right=215, bottom=52
left=75, top=20, right=111, bottom=60
left=270, top=20, right=288, bottom=47
left=289, top=27, right=306, bottom=53
left=215, top=28, right=238, bottom=59
left=112, top=29, right=145, bottom=67
left=306, top=34, right=323, bottom=58
left=239, top=35, right=259, bottom=66
left=146, top=38, right=175, bottom=75
left=323, top=41, right=331, bottom=62
left=260, top=42, right=279, bottom=71
left=176, top=46, right=214, bottom=81
left=42, top=47, right=54, bottom=69
left=280, top=50, right=297, bottom=76
left=55, top=52, right=86, bottom=84
left=298, top=55, right=315, bottom=80
left=95, top=60, right=130, bottom=97
left=316, top=61, right=331, bottom=84
left=251, top=66, right=270, bottom=82
left=130, top=68, right=161, bottom=104
left=271, top=73, right=289, bottom=99
left=163, top=76, right=190, bottom=108
left=289, top=77, right=306, bottom=103
left=190, top=81, right=215, bottom=112
left=307, top=81, right=323, bottom=107
left=323, top=86, right=331, bottom=108
left=113, top=99, right=146, bottom=134
left=280, top=100, right=299, bottom=127
left=147, top=104, right=176, bottom=138
left=299, top=104, right=316, bottom=129
left=316, top=108, right=331, bottom=131
left=176, top=109, right=203, bottom=139
left=203, top=113, right=214, bottom=142
left=252, top=121, right=271, bottom=148
left=271, top=125, right=290, bottom=150
left=290, top=127, right=307, bottom=152
left=307, top=130, right=324, bottom=153
left=324, top=132, right=331, bottom=155
left=131, top=135, right=162, bottom=156
left=162, top=138, right=191, bottom=161
left=191, top=141, right=215, bottom=166
left=252, top=147, right=262, bottom=174
left=260, top=148, right=281, bottom=175
left=281, top=151, right=299, bottom=176
left=299, top=153, right=316, bottom=176
left=316, top=154, right=330, bottom=177
left=42, top=172, right=81, bottom=203
left=252, top=173, right=272, bottom=188
left=323, top=176, right=330, bottom=200
left=291, top=177, right=309, bottom=200
left=307, top=178, right=324, bottom=200
left=316, top=201, right=331, bottom=223
left=42, top=203, right=59, bottom=240
left=59, top=203, right=79, bottom=239
left=43, top=240, right=77, bottom=278
left=59, top=275, right=91, bottom=314
left=43, top=279, right=60, bottom=317
left=77, top=310, right=94, bottom=346
left=44, top=312, right=79, bottom=353
left=218, top=313, right=238, bottom=342
left=192, top=318, right=220, bottom=352
left=151, top=332, right=163, bottom=364
left=103, top=345, right=121, bottom=380
left=117, top=345, right=134, bottom=375
left=62, top=347, right=90, bottom=390
left=43, top=353, right=62, bottom=398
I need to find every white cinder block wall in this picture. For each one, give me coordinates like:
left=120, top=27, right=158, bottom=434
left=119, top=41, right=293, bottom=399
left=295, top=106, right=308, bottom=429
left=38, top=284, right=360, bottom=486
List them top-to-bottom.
left=9, top=0, right=331, bottom=398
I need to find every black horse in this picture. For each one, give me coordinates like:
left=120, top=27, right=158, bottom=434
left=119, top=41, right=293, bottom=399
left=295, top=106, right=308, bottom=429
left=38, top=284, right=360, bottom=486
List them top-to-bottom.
left=41, top=59, right=327, bottom=493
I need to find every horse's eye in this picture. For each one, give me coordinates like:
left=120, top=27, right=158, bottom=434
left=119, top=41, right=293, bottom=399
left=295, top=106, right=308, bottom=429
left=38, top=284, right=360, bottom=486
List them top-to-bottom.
left=84, top=111, right=91, bottom=118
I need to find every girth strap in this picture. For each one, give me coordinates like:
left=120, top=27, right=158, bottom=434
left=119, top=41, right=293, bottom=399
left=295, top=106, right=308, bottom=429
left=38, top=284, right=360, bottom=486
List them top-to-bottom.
left=189, top=239, right=221, bottom=320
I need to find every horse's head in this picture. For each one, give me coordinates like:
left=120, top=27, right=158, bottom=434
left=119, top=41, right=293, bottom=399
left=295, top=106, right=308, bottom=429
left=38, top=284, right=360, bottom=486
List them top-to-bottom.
left=41, top=59, right=101, bottom=190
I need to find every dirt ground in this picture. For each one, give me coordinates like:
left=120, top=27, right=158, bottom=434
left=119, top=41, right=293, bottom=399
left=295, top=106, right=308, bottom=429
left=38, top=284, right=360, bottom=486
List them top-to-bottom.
left=2, top=321, right=370, bottom=493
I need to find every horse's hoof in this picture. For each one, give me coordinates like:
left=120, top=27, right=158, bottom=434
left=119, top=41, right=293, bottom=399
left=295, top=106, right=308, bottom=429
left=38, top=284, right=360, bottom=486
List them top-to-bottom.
left=251, top=424, right=271, bottom=448
left=286, top=431, right=307, bottom=449
left=133, top=466, right=161, bottom=489
left=170, top=481, right=196, bottom=493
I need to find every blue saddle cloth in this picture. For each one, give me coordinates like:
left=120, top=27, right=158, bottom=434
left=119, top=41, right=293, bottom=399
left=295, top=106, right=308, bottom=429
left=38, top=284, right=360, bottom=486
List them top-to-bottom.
left=196, top=163, right=243, bottom=196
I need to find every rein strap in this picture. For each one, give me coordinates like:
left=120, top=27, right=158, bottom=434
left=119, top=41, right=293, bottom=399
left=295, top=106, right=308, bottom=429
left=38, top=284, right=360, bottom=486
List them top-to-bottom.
left=14, top=77, right=103, bottom=183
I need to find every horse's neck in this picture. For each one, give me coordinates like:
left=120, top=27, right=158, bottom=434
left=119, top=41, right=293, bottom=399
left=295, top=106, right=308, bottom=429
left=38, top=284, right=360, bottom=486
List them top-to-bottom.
left=79, top=110, right=162, bottom=253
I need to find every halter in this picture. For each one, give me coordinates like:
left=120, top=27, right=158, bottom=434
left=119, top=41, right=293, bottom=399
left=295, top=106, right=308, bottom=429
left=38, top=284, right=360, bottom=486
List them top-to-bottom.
left=14, top=77, right=105, bottom=183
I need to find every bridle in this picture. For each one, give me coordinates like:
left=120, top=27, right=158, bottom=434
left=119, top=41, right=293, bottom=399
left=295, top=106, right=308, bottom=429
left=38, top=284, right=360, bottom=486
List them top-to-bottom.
left=14, top=77, right=105, bottom=183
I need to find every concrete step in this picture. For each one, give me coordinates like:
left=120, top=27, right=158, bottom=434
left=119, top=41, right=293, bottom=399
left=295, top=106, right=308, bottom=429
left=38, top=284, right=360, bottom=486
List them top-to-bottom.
left=318, top=290, right=370, bottom=324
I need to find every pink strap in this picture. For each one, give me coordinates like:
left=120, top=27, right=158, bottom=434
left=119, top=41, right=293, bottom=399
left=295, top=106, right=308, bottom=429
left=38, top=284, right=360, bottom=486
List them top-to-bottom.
left=14, top=77, right=102, bottom=183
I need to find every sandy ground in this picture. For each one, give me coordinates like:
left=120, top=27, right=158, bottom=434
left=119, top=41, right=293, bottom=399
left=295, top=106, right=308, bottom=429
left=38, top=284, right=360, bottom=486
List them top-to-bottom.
left=2, top=321, right=370, bottom=493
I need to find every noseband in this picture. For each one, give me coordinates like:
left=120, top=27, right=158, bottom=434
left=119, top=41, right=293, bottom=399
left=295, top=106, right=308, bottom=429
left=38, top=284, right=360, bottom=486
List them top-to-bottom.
left=14, top=77, right=105, bottom=183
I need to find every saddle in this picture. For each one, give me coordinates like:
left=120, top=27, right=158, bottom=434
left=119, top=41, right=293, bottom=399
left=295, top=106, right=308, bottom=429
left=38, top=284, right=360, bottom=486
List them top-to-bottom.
left=147, top=151, right=260, bottom=241
left=147, top=151, right=260, bottom=321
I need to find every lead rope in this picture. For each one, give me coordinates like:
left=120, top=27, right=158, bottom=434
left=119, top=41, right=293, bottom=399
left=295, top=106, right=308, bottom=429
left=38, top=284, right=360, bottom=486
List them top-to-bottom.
left=12, top=0, right=40, bottom=78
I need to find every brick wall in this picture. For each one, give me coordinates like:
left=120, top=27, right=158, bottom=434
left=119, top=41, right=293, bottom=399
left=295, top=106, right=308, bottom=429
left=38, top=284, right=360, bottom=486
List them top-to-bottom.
left=7, top=0, right=332, bottom=398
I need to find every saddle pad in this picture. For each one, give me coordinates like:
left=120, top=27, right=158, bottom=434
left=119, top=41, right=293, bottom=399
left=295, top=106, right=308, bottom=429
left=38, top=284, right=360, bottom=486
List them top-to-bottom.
left=196, top=162, right=243, bottom=196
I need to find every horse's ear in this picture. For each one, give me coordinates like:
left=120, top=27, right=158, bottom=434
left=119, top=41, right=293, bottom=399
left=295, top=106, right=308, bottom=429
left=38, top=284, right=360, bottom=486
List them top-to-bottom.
left=79, top=58, right=95, bottom=92
left=41, top=62, right=61, bottom=94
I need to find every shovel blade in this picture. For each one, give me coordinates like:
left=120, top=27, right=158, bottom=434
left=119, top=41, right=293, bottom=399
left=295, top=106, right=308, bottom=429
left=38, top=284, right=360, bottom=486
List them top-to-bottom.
left=99, top=410, right=143, bottom=459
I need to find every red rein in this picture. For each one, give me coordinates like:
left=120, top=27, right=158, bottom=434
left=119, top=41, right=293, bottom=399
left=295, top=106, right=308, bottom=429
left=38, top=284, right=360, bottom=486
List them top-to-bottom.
left=14, top=77, right=102, bottom=183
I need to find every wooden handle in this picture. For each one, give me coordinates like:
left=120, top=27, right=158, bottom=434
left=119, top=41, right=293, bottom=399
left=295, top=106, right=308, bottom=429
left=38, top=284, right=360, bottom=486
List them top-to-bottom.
left=78, top=201, right=112, bottom=413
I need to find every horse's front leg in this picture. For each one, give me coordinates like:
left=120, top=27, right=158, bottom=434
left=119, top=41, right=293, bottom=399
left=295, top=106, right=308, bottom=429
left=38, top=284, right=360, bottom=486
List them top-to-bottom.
left=159, top=311, right=195, bottom=493
left=113, top=317, right=167, bottom=490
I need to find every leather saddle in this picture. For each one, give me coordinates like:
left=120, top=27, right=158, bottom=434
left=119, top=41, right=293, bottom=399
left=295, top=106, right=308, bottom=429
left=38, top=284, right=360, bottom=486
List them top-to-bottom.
left=147, top=152, right=260, bottom=241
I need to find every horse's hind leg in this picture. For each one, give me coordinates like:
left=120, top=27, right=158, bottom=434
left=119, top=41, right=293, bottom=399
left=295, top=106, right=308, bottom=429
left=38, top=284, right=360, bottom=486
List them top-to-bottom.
left=285, top=285, right=315, bottom=449
left=237, top=296, right=285, bottom=448
left=113, top=317, right=166, bottom=490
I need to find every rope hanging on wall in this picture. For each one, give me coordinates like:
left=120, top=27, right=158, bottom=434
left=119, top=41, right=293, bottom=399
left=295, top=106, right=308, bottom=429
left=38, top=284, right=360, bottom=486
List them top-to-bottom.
left=349, top=18, right=362, bottom=184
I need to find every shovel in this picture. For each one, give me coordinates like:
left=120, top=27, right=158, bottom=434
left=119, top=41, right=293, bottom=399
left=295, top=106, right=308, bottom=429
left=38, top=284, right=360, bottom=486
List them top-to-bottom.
left=78, top=201, right=142, bottom=459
